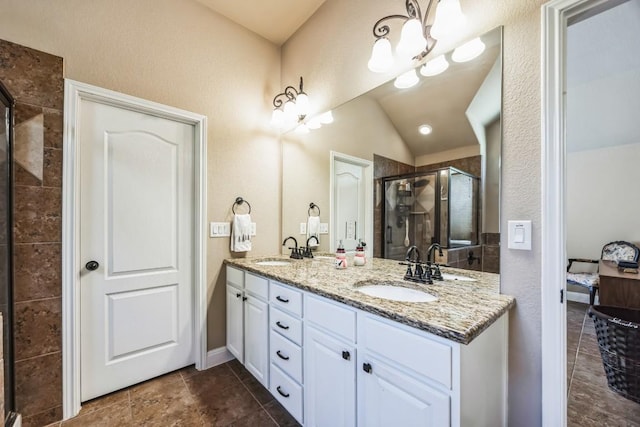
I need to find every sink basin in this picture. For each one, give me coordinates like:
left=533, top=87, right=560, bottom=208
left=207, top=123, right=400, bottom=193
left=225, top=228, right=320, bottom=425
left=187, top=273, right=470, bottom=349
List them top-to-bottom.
left=254, top=260, right=292, bottom=266
left=441, top=273, right=477, bottom=282
left=356, top=285, right=437, bottom=303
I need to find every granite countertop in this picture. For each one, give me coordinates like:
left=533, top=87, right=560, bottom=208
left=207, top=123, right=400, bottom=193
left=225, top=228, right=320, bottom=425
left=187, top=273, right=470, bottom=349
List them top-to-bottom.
left=224, top=255, right=515, bottom=345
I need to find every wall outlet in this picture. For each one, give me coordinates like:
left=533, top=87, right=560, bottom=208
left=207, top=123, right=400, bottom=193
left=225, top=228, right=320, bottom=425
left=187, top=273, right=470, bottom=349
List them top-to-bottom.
left=210, top=222, right=231, bottom=237
left=300, top=222, right=307, bottom=235
left=319, top=223, right=329, bottom=234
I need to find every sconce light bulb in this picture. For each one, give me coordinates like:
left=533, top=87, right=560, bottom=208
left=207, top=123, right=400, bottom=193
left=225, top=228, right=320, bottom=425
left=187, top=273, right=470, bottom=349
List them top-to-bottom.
left=430, top=0, right=467, bottom=40
left=397, top=18, right=427, bottom=59
left=368, top=37, right=394, bottom=73
left=452, top=37, right=485, bottom=63
left=420, top=55, right=449, bottom=77
left=394, top=69, right=419, bottom=89
left=295, top=92, right=309, bottom=117
left=283, top=99, right=298, bottom=123
left=271, top=108, right=284, bottom=128
left=319, top=110, right=334, bottom=124
left=307, top=117, right=322, bottom=130
left=295, top=123, right=310, bottom=134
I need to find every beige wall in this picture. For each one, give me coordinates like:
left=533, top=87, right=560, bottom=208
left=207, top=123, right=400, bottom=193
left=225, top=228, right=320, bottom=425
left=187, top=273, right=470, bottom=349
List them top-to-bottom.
left=0, top=0, right=282, bottom=350
left=282, top=0, right=545, bottom=424
left=567, top=142, right=640, bottom=259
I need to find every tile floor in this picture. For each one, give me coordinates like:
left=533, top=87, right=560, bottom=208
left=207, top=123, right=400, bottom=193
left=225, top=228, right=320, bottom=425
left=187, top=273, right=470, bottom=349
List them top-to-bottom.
left=567, top=301, right=640, bottom=426
left=43, top=359, right=299, bottom=427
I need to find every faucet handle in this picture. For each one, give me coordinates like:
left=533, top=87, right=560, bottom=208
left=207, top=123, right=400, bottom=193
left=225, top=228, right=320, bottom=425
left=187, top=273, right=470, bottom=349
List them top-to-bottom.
left=399, top=262, right=413, bottom=279
left=432, top=264, right=443, bottom=281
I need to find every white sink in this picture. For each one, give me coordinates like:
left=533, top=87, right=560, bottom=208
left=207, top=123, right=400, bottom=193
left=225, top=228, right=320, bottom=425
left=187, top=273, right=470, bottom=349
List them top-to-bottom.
left=254, top=260, right=292, bottom=266
left=441, top=273, right=477, bottom=282
left=356, top=285, right=437, bottom=303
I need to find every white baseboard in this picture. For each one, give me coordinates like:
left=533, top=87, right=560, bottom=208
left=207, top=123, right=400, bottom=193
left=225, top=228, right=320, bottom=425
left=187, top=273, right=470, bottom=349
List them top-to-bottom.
left=566, top=290, right=598, bottom=305
left=205, top=346, right=234, bottom=369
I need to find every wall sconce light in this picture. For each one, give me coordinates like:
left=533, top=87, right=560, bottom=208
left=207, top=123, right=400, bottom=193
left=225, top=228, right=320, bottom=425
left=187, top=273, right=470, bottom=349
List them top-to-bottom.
left=368, top=0, right=466, bottom=73
left=270, top=77, right=309, bottom=129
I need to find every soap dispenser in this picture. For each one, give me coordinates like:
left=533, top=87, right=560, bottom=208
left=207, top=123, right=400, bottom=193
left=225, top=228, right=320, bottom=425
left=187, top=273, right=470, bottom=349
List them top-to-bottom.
left=354, top=239, right=366, bottom=266
left=335, top=240, right=347, bottom=269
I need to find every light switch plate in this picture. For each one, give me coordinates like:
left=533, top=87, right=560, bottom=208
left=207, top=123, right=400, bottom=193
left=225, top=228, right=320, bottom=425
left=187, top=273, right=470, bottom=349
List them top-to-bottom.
left=508, top=220, right=531, bottom=250
left=210, top=222, right=231, bottom=237
left=300, top=222, right=307, bottom=235
left=319, top=223, right=329, bottom=234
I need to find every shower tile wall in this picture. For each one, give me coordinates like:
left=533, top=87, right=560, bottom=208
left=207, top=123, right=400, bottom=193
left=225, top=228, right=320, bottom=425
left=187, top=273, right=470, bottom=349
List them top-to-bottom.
left=0, top=39, right=64, bottom=426
left=373, top=154, right=414, bottom=258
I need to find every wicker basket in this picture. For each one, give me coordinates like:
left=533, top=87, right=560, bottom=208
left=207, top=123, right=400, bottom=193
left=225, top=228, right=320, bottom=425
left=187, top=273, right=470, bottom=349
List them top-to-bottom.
left=588, top=305, right=640, bottom=403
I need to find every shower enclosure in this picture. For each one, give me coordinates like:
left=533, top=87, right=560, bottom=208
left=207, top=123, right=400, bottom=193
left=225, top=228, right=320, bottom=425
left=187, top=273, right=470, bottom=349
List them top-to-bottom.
left=0, top=81, right=15, bottom=424
left=382, top=167, right=479, bottom=261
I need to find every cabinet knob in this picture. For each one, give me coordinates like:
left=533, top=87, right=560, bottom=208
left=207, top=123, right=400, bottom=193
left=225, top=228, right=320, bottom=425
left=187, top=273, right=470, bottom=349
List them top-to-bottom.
left=236, top=293, right=241, bottom=298
left=242, top=296, right=248, bottom=301
left=276, top=350, right=290, bottom=361
left=342, top=351, right=351, bottom=360
left=363, top=362, right=372, bottom=374
left=276, top=386, right=290, bottom=398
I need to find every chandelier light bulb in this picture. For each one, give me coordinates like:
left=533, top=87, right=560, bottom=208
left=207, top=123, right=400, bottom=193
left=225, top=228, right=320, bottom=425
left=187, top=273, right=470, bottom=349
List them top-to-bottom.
left=430, top=0, right=467, bottom=40
left=397, top=18, right=427, bottom=59
left=368, top=37, right=394, bottom=73
left=452, top=37, right=486, bottom=62
left=420, top=55, right=449, bottom=77
left=394, top=69, right=420, bottom=89
left=295, top=92, right=309, bottom=117
left=271, top=108, right=284, bottom=128
left=319, top=110, right=334, bottom=124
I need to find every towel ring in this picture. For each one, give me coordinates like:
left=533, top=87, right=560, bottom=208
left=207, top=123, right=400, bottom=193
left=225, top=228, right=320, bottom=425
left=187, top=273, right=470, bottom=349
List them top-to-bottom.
left=232, top=197, right=251, bottom=214
left=308, top=202, right=320, bottom=217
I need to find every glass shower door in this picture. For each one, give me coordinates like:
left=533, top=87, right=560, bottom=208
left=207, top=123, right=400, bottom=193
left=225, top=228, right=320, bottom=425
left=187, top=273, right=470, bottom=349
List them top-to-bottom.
left=0, top=81, right=15, bottom=423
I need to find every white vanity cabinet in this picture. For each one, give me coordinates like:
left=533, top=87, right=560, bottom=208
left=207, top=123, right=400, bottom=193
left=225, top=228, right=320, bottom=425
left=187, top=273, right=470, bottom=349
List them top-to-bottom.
left=225, top=267, right=269, bottom=387
left=304, top=295, right=357, bottom=427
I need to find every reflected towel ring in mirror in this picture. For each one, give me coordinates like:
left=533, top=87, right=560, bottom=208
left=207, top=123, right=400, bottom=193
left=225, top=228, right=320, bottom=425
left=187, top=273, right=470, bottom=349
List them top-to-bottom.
left=232, top=197, right=251, bottom=214
left=308, top=202, right=321, bottom=217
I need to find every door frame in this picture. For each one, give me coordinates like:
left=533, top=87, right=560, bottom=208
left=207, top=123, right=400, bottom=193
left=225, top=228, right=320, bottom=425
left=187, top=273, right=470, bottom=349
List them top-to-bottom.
left=541, top=0, right=611, bottom=425
left=61, top=80, right=208, bottom=419
left=329, top=151, right=373, bottom=255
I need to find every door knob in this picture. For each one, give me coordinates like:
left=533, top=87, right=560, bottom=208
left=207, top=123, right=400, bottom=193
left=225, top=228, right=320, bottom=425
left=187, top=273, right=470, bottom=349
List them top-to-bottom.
left=85, top=261, right=99, bottom=271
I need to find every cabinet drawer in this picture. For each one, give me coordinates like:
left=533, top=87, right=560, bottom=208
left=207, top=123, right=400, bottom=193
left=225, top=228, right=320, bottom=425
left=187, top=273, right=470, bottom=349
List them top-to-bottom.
left=226, top=266, right=244, bottom=288
left=245, top=273, right=269, bottom=300
left=270, top=282, right=303, bottom=317
left=306, top=294, right=356, bottom=343
left=270, top=307, right=303, bottom=345
left=359, top=314, right=452, bottom=389
left=270, top=330, right=303, bottom=383
left=270, top=364, right=303, bottom=424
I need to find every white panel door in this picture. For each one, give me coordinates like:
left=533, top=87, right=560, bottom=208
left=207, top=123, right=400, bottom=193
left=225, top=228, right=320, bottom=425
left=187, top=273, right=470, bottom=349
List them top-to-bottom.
left=80, top=99, right=194, bottom=401
left=334, top=160, right=365, bottom=252
left=226, top=284, right=244, bottom=363
left=244, top=295, right=269, bottom=387
left=304, top=325, right=356, bottom=427
left=358, top=354, right=450, bottom=427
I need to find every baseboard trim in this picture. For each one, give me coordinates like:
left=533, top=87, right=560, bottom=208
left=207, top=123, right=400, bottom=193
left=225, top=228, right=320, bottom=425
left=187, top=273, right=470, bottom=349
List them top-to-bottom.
left=566, top=290, right=598, bottom=305
left=205, top=346, right=234, bottom=369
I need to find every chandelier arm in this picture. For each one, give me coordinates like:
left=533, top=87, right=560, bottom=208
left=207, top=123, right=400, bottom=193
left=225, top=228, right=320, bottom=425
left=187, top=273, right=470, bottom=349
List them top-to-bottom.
left=372, top=14, right=410, bottom=38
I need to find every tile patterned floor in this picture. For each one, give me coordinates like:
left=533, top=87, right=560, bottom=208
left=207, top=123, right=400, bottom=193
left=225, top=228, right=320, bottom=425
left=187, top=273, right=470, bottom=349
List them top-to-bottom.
left=567, top=301, right=640, bottom=426
left=43, top=360, right=300, bottom=427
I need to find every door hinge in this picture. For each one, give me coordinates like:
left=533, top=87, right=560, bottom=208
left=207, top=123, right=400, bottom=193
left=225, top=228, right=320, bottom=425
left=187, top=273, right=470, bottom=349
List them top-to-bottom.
left=560, top=289, right=564, bottom=303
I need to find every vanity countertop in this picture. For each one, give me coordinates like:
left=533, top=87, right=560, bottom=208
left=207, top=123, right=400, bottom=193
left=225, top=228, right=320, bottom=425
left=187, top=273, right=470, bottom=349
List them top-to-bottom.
left=224, top=255, right=515, bottom=345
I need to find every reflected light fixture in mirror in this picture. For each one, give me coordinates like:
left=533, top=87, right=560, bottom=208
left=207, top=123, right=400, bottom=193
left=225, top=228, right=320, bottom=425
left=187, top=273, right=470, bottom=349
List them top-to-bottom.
left=367, top=0, right=466, bottom=73
left=452, top=37, right=486, bottom=63
left=420, top=54, right=449, bottom=76
left=395, top=69, right=420, bottom=89
left=271, top=76, right=310, bottom=129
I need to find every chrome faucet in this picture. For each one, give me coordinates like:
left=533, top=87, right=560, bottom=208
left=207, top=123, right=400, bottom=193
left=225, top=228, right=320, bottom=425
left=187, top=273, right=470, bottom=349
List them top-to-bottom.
left=282, top=236, right=303, bottom=259
left=300, top=236, right=319, bottom=258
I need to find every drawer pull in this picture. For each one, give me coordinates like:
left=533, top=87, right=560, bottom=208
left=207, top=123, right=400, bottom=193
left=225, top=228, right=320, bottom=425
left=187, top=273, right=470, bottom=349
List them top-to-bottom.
left=235, top=292, right=241, bottom=298
left=276, top=296, right=289, bottom=303
left=275, top=321, right=290, bottom=330
left=276, top=350, right=290, bottom=361
left=342, top=351, right=351, bottom=361
left=363, top=363, right=372, bottom=374
left=276, top=386, right=290, bottom=398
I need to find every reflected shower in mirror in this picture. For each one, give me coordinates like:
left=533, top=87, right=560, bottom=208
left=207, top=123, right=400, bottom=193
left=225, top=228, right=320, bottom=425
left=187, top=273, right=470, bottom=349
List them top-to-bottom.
left=282, top=27, right=502, bottom=274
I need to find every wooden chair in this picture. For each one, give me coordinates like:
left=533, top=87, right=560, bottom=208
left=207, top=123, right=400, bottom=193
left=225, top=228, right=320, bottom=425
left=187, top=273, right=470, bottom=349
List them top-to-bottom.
left=567, top=240, right=640, bottom=305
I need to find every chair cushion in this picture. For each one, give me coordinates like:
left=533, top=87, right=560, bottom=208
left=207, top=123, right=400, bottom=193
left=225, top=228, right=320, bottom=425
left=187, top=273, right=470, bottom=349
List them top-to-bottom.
left=602, top=243, right=638, bottom=262
left=567, top=272, right=599, bottom=287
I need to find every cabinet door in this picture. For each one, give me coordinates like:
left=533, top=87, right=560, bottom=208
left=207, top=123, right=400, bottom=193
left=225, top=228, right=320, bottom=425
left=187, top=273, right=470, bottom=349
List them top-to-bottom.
left=226, top=284, right=244, bottom=363
left=244, top=295, right=269, bottom=387
left=305, top=325, right=356, bottom=427
left=358, top=355, right=450, bottom=427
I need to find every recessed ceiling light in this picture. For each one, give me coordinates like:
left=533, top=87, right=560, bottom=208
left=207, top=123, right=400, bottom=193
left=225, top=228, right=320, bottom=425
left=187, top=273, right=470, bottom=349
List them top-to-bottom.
left=419, top=124, right=432, bottom=135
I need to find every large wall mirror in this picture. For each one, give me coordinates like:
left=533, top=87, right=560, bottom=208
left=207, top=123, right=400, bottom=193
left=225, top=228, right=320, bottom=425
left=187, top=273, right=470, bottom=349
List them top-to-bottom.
left=282, top=27, right=502, bottom=274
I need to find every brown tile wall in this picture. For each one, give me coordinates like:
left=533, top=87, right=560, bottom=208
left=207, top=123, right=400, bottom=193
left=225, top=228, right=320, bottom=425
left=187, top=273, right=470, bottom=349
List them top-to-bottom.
left=0, top=39, right=64, bottom=426
left=415, top=155, right=482, bottom=178
left=482, top=232, right=501, bottom=274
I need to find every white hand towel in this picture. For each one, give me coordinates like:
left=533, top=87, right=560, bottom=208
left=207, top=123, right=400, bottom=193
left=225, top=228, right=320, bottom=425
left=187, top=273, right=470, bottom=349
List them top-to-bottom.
left=231, top=214, right=252, bottom=252
left=307, top=216, right=320, bottom=247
